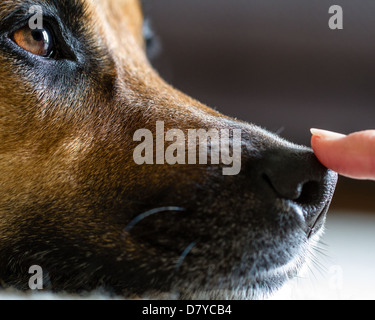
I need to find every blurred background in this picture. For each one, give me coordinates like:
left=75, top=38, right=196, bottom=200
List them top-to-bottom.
left=143, top=0, right=375, bottom=299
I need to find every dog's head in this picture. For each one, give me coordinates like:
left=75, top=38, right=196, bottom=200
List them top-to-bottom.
left=0, top=0, right=337, bottom=299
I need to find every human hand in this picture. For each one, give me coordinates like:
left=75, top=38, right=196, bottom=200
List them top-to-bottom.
left=311, top=129, right=375, bottom=180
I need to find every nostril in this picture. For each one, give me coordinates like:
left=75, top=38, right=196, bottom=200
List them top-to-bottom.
left=258, top=148, right=330, bottom=206
left=262, top=173, right=321, bottom=205
left=295, top=181, right=321, bottom=205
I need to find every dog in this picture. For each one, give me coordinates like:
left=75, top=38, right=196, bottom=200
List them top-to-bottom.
left=0, top=0, right=337, bottom=299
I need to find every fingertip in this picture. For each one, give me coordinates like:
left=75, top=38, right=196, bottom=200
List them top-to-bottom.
left=310, top=128, right=346, bottom=140
left=310, top=128, right=346, bottom=171
left=310, top=129, right=375, bottom=180
left=311, top=134, right=332, bottom=169
left=311, top=134, right=323, bottom=156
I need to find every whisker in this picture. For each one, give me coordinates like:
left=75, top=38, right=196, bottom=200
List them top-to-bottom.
left=124, top=206, right=185, bottom=233
left=175, top=241, right=196, bottom=270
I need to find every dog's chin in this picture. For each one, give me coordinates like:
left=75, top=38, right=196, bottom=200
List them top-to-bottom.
left=136, top=204, right=328, bottom=301
left=180, top=238, right=323, bottom=300
left=161, top=242, right=314, bottom=300
left=174, top=263, right=303, bottom=300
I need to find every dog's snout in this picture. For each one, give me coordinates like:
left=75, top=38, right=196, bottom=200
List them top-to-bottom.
left=255, top=145, right=336, bottom=208
left=256, top=147, right=337, bottom=235
left=261, top=149, right=325, bottom=204
left=262, top=149, right=328, bottom=205
left=263, top=172, right=321, bottom=203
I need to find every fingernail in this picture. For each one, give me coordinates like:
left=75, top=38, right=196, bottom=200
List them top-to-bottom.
left=310, top=128, right=346, bottom=140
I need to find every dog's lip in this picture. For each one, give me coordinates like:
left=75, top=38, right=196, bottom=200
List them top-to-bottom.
left=307, top=172, right=338, bottom=238
left=279, top=194, right=333, bottom=239
left=307, top=200, right=331, bottom=238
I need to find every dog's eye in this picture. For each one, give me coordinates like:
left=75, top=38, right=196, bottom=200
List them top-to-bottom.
left=12, top=25, right=54, bottom=58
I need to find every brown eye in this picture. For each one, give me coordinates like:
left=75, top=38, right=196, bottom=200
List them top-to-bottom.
left=12, top=26, right=53, bottom=57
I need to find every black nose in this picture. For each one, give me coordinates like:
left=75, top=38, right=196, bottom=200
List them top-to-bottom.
left=259, top=147, right=337, bottom=231
left=262, top=149, right=325, bottom=203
